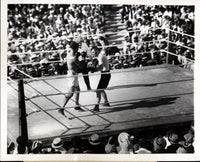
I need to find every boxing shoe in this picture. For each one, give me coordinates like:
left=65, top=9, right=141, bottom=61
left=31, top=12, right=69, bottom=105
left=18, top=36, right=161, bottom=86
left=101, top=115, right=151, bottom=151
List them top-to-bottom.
left=103, top=102, right=110, bottom=107
left=92, top=105, right=100, bottom=112
left=74, top=106, right=85, bottom=112
left=58, top=108, right=68, bottom=118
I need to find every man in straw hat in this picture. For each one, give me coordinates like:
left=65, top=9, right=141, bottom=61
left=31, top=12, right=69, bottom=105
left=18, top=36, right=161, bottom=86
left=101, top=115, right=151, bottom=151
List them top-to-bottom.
left=83, top=133, right=104, bottom=153
left=51, top=137, right=67, bottom=154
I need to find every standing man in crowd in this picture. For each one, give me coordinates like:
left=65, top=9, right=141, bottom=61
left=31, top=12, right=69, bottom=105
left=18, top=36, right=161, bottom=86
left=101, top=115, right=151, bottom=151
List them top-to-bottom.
left=58, top=41, right=84, bottom=117
left=90, top=46, right=111, bottom=112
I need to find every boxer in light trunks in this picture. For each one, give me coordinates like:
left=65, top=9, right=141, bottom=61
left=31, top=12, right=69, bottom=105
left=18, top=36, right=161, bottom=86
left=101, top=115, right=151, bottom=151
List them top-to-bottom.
left=58, top=41, right=84, bottom=117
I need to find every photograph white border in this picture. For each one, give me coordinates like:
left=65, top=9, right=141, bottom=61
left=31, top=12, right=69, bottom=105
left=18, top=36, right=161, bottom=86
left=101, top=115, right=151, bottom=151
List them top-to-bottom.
left=1, top=0, right=200, bottom=161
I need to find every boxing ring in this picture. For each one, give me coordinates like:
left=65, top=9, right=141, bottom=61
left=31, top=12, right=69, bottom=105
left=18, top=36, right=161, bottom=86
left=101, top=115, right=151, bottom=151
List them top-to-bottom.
left=7, top=27, right=194, bottom=144
left=7, top=64, right=194, bottom=142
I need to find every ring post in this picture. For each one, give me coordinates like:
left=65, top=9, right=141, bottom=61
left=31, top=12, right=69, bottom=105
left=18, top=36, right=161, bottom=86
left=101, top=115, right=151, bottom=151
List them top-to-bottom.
left=18, top=79, right=28, bottom=142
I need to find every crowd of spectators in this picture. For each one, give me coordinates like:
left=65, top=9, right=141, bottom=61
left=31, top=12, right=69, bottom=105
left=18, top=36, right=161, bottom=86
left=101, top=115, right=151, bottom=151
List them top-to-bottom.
left=7, top=4, right=195, bottom=79
left=7, top=4, right=106, bottom=78
left=120, top=5, right=194, bottom=68
left=8, top=122, right=194, bottom=154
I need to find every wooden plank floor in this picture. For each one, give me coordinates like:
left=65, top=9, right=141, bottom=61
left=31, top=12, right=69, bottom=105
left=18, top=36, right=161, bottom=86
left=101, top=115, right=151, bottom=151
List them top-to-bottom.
left=7, top=65, right=194, bottom=141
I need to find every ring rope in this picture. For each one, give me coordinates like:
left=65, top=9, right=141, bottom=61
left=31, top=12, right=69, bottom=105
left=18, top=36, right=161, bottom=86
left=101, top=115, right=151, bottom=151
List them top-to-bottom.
left=168, top=28, right=195, bottom=38
left=164, top=39, right=195, bottom=51
left=95, top=40, right=165, bottom=49
left=8, top=49, right=65, bottom=56
left=161, top=50, right=195, bottom=63
left=11, top=60, right=63, bottom=66
left=7, top=63, right=36, bottom=80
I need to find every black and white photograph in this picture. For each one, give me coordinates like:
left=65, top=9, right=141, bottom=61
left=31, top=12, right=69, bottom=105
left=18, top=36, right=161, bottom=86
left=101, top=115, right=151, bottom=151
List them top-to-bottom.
left=1, top=0, right=200, bottom=161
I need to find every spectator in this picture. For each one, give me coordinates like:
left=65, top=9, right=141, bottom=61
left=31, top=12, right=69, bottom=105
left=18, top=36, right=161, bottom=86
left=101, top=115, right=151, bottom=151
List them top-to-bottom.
left=7, top=4, right=195, bottom=79
left=122, top=34, right=131, bottom=55
left=8, top=122, right=194, bottom=154
left=117, top=132, right=133, bottom=154
left=166, top=132, right=181, bottom=153
left=182, top=132, right=194, bottom=153
left=83, top=133, right=105, bottom=153
left=13, top=136, right=29, bottom=154
left=68, top=136, right=84, bottom=153
left=104, top=136, right=117, bottom=154
left=153, top=136, right=167, bottom=153
left=51, top=137, right=68, bottom=154
left=7, top=138, right=15, bottom=154
left=134, top=138, right=152, bottom=154
left=30, top=140, right=43, bottom=154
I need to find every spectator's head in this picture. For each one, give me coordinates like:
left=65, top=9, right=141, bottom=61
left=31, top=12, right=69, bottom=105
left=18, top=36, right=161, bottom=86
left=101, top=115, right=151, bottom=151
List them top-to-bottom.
left=59, top=7, right=64, bottom=14
left=124, top=15, right=129, bottom=21
left=76, top=27, right=82, bottom=34
left=66, top=33, right=74, bottom=42
left=124, top=34, right=130, bottom=41
left=132, top=34, right=138, bottom=43
left=91, top=45, right=100, bottom=57
left=8, top=54, right=21, bottom=64
left=30, top=54, right=39, bottom=63
left=118, top=132, right=131, bottom=150
left=184, top=132, right=194, bottom=145
left=168, top=133, right=179, bottom=144
left=88, top=134, right=101, bottom=146
left=16, top=136, right=27, bottom=146
left=16, top=136, right=27, bottom=154
left=68, top=136, right=83, bottom=153
left=71, top=136, right=82, bottom=148
left=105, top=136, right=117, bottom=154
left=153, top=136, right=167, bottom=152
left=52, top=137, right=64, bottom=149
left=134, top=138, right=152, bottom=154
left=31, top=140, right=43, bottom=153
left=133, top=143, right=140, bottom=152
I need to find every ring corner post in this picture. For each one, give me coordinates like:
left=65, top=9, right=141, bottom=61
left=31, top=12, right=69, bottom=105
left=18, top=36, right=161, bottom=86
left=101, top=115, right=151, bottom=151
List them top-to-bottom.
left=18, top=79, right=28, bottom=142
